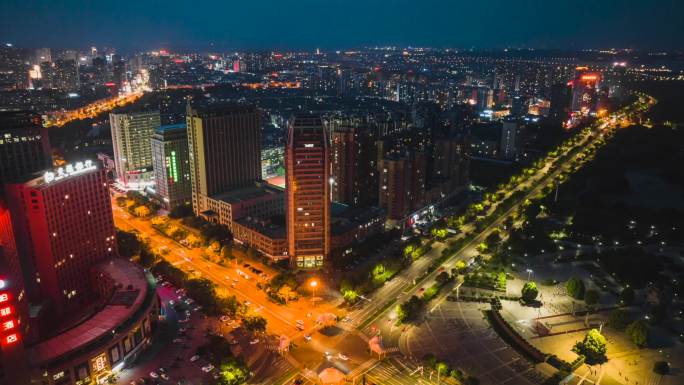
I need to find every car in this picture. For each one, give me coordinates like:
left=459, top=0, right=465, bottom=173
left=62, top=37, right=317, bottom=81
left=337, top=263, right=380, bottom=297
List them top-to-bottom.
left=232, top=278, right=238, bottom=282
left=185, top=298, right=194, bottom=305
left=168, top=300, right=175, bottom=305
left=244, top=301, right=250, bottom=306
left=219, top=315, right=230, bottom=322
left=342, top=317, right=351, bottom=323
left=178, top=318, right=189, bottom=323
left=178, top=328, right=187, bottom=333
left=304, top=334, right=311, bottom=342
left=172, top=338, right=184, bottom=343
left=249, top=339, right=259, bottom=345
left=324, top=352, right=332, bottom=360
left=338, top=353, right=349, bottom=361
left=190, top=355, right=200, bottom=362
left=201, top=364, right=214, bottom=372
left=149, top=371, right=159, bottom=379
left=160, top=373, right=170, bottom=380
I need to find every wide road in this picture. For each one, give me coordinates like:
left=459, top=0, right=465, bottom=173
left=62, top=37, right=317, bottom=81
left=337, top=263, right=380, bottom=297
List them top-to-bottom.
left=349, top=94, right=655, bottom=341
left=112, top=202, right=335, bottom=339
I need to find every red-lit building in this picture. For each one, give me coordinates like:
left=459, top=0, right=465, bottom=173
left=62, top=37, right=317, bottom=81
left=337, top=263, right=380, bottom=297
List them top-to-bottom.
left=571, top=67, right=602, bottom=115
left=286, top=115, right=331, bottom=269
left=4, top=161, right=117, bottom=317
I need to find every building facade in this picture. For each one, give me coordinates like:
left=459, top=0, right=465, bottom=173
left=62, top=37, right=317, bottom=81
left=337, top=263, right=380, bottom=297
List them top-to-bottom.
left=186, top=103, right=261, bottom=217
left=0, top=111, right=51, bottom=188
left=109, top=111, right=161, bottom=189
left=285, top=115, right=330, bottom=269
left=150, top=123, right=191, bottom=209
left=330, top=125, right=377, bottom=207
left=378, top=154, right=426, bottom=223
left=4, top=161, right=117, bottom=315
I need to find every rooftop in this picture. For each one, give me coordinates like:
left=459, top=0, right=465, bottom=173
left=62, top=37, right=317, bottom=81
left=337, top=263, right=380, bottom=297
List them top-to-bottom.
left=211, top=182, right=284, bottom=204
left=28, top=258, right=155, bottom=366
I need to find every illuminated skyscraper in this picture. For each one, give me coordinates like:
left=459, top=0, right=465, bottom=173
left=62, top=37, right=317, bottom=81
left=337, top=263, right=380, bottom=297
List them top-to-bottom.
left=52, top=59, right=80, bottom=92
left=571, top=67, right=601, bottom=115
left=186, top=103, right=261, bottom=217
left=0, top=111, right=51, bottom=189
left=109, top=111, right=161, bottom=189
left=286, top=115, right=330, bottom=269
left=150, top=123, right=191, bottom=209
left=378, top=153, right=426, bottom=223
left=4, top=161, right=116, bottom=314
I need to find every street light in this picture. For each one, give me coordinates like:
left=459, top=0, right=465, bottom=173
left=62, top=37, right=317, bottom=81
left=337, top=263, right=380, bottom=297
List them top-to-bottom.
left=526, top=269, right=533, bottom=281
left=310, top=280, right=318, bottom=307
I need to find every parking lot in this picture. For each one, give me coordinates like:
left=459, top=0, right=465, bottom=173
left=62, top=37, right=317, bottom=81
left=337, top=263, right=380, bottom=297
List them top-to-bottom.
left=399, top=301, right=553, bottom=385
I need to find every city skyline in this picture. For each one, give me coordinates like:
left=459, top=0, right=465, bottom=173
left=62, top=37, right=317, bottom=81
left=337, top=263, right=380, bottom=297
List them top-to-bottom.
left=1, top=0, right=684, bottom=51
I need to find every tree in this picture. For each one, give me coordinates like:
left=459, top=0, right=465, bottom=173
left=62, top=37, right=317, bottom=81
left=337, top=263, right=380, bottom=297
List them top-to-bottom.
left=169, top=204, right=193, bottom=218
left=133, top=205, right=151, bottom=218
left=116, top=229, right=143, bottom=258
left=186, top=234, right=202, bottom=248
left=221, top=245, right=233, bottom=260
left=138, top=248, right=157, bottom=268
left=435, top=271, right=451, bottom=287
left=566, top=277, right=585, bottom=300
left=521, top=282, right=539, bottom=303
left=278, top=285, right=296, bottom=303
left=620, top=287, right=635, bottom=305
left=342, top=289, right=359, bottom=304
left=584, top=289, right=600, bottom=307
left=608, top=309, right=631, bottom=331
left=243, top=315, right=267, bottom=334
left=625, top=320, right=649, bottom=347
left=573, top=329, right=607, bottom=364
left=218, top=360, right=249, bottom=385
left=653, top=361, right=670, bottom=376
left=436, top=362, right=449, bottom=377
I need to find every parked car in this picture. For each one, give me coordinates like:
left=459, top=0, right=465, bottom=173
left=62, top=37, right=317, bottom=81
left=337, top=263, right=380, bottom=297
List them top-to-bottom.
left=190, top=355, right=200, bottom=362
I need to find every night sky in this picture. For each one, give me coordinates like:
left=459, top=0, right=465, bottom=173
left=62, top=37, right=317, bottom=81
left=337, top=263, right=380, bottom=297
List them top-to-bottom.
left=2, top=0, right=683, bottom=51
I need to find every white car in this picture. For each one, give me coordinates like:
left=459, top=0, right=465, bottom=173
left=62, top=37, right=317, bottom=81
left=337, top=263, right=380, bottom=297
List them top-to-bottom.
left=304, top=334, right=311, bottom=342
left=249, top=339, right=259, bottom=345
left=324, top=352, right=332, bottom=360
left=338, top=353, right=349, bottom=361
left=190, top=355, right=200, bottom=362
left=201, top=364, right=214, bottom=372
left=149, top=371, right=159, bottom=378
left=160, top=373, right=169, bottom=380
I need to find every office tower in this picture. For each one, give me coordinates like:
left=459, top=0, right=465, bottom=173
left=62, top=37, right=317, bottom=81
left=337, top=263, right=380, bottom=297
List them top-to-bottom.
left=0, top=45, right=29, bottom=90
left=112, top=55, right=126, bottom=87
left=92, top=56, right=108, bottom=85
left=53, top=59, right=80, bottom=92
left=571, top=67, right=601, bottom=115
left=549, top=83, right=572, bottom=120
left=186, top=103, right=261, bottom=216
left=0, top=111, right=52, bottom=188
left=109, top=111, right=160, bottom=189
left=286, top=115, right=330, bottom=269
left=500, top=121, right=518, bottom=160
left=150, top=123, right=191, bottom=209
left=330, top=125, right=377, bottom=207
left=378, top=153, right=426, bottom=222
left=4, top=161, right=116, bottom=314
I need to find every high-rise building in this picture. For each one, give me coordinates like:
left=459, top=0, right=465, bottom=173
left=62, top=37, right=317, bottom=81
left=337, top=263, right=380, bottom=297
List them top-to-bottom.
left=52, top=59, right=80, bottom=92
left=571, top=67, right=601, bottom=115
left=549, top=82, right=572, bottom=120
left=186, top=103, right=261, bottom=217
left=0, top=111, right=51, bottom=189
left=109, top=111, right=160, bottom=189
left=286, top=115, right=330, bottom=269
left=500, top=121, right=518, bottom=160
left=150, top=123, right=191, bottom=209
left=330, top=124, right=377, bottom=207
left=432, top=138, right=469, bottom=188
left=378, top=153, right=426, bottom=223
left=4, top=161, right=116, bottom=314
